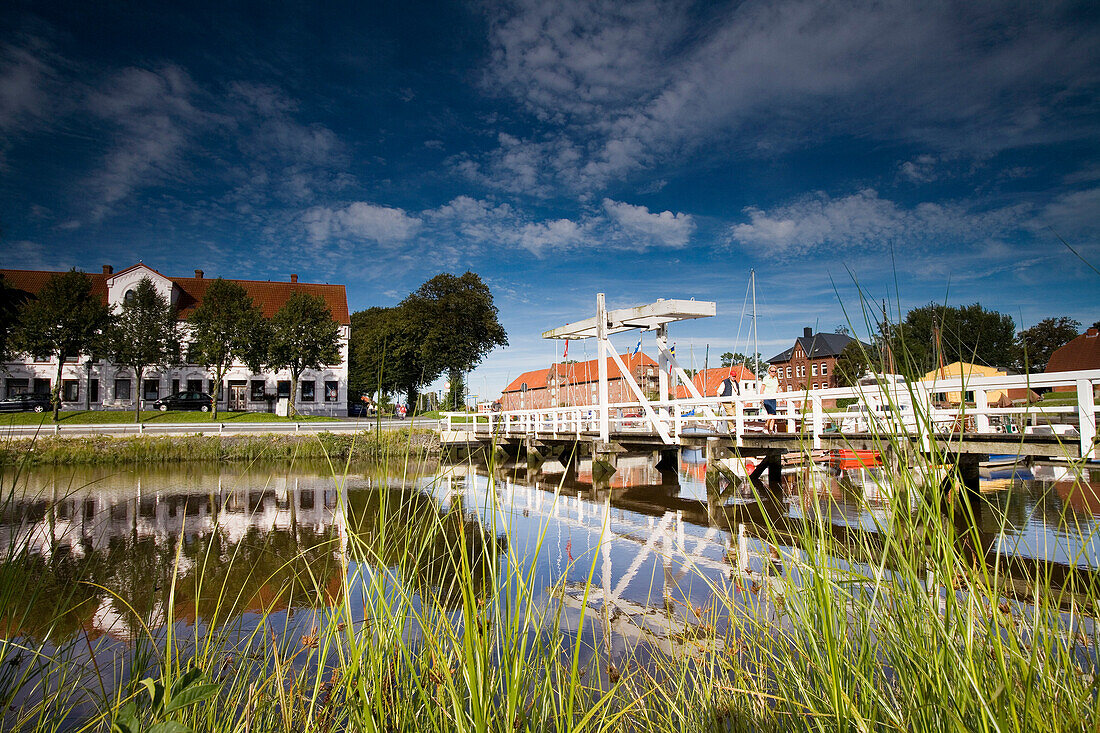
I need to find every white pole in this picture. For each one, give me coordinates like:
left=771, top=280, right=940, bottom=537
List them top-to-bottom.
left=751, top=269, right=759, bottom=376
left=597, top=293, right=610, bottom=442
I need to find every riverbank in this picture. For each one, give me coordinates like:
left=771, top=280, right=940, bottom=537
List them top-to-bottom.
left=0, top=428, right=440, bottom=466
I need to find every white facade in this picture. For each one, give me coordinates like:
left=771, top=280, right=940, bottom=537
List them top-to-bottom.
left=1, top=264, right=350, bottom=417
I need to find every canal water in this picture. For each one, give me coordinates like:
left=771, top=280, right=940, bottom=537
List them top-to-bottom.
left=2, top=453, right=1098, bottom=722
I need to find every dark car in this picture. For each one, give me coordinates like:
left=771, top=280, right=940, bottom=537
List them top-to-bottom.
left=152, top=391, right=214, bottom=412
left=0, top=393, right=52, bottom=413
left=348, top=402, right=375, bottom=417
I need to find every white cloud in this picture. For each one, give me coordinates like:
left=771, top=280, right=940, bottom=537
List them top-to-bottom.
left=474, top=0, right=1100, bottom=193
left=898, top=155, right=939, bottom=183
left=729, top=188, right=1025, bottom=256
left=602, top=198, right=693, bottom=247
left=302, top=202, right=422, bottom=245
left=517, top=219, right=586, bottom=255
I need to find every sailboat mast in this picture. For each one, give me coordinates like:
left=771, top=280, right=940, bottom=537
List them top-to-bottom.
left=751, top=269, right=758, bottom=377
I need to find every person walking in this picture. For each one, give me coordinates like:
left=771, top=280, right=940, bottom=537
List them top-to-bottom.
left=760, top=365, right=779, bottom=433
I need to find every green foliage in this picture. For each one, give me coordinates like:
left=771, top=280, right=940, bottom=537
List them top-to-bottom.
left=11, top=269, right=113, bottom=420
left=350, top=271, right=507, bottom=411
left=0, top=274, right=29, bottom=363
left=103, top=277, right=183, bottom=423
left=186, top=279, right=267, bottom=419
left=267, top=292, right=341, bottom=416
left=884, top=302, right=1017, bottom=379
left=1015, top=316, right=1081, bottom=371
left=833, top=340, right=874, bottom=387
left=720, top=351, right=766, bottom=376
left=112, top=667, right=219, bottom=733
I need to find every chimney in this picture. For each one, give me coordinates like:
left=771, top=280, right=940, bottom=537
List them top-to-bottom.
left=102, top=265, right=113, bottom=275
left=194, top=269, right=204, bottom=279
left=290, top=274, right=298, bottom=283
left=803, top=327, right=812, bottom=338
left=1088, top=328, right=1098, bottom=338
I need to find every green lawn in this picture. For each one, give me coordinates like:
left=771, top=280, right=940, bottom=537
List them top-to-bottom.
left=0, top=409, right=338, bottom=425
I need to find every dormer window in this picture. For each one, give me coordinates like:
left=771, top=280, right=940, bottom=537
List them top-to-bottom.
left=124, top=289, right=136, bottom=304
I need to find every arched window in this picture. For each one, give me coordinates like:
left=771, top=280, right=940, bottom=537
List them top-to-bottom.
left=124, top=289, right=136, bottom=304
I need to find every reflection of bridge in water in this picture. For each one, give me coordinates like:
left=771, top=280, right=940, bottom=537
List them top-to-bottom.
left=440, top=452, right=1100, bottom=656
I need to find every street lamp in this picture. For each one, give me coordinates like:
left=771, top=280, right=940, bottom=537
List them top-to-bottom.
left=84, top=358, right=93, bottom=411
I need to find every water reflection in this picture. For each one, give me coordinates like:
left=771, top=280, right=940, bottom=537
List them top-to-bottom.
left=1, top=457, right=1098, bottom=649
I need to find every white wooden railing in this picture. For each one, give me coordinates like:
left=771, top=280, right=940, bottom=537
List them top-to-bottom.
left=441, top=368, right=1100, bottom=459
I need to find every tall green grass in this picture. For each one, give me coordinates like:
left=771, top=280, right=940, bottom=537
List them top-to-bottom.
left=0, top=389, right=1097, bottom=731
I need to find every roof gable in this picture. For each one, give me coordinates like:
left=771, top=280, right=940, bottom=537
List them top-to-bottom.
left=768, top=332, right=867, bottom=363
left=1046, top=332, right=1100, bottom=373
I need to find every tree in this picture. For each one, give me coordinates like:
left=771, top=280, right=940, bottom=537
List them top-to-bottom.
left=12, top=269, right=112, bottom=420
left=401, top=272, right=507, bottom=411
left=0, top=275, right=29, bottom=365
left=103, top=277, right=182, bottom=423
left=187, top=279, right=267, bottom=419
left=267, top=292, right=341, bottom=417
left=883, top=302, right=1017, bottom=379
left=349, top=305, right=432, bottom=408
left=1015, top=317, right=1081, bottom=372
left=833, top=341, right=874, bottom=387
left=720, top=351, right=766, bottom=377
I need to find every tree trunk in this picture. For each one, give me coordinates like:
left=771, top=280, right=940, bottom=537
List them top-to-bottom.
left=53, top=355, right=64, bottom=421
left=211, top=364, right=224, bottom=421
left=133, top=366, right=144, bottom=423
left=289, top=369, right=299, bottom=418
left=404, top=382, right=418, bottom=415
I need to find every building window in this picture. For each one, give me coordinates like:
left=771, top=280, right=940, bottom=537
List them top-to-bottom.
left=124, top=289, right=135, bottom=304
left=63, top=353, right=79, bottom=363
left=821, top=363, right=828, bottom=375
left=812, top=364, right=818, bottom=376
left=5, top=378, right=29, bottom=397
left=34, top=378, right=50, bottom=394
left=172, top=378, right=180, bottom=395
left=90, top=379, right=99, bottom=403
left=115, top=379, right=131, bottom=400
left=187, top=379, right=203, bottom=393
left=62, top=380, right=79, bottom=402
left=144, top=380, right=159, bottom=400
left=251, top=380, right=266, bottom=401
left=277, top=380, right=291, bottom=398
left=301, top=380, right=315, bottom=402
left=324, top=381, right=338, bottom=402
left=520, top=382, right=528, bottom=392
left=812, top=383, right=818, bottom=390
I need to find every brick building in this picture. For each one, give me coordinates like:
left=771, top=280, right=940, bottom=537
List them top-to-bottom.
left=0, top=263, right=350, bottom=416
left=767, top=327, right=868, bottom=393
left=500, top=353, right=659, bottom=411
left=673, top=365, right=758, bottom=398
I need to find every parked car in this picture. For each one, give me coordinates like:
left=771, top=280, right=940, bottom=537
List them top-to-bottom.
left=152, top=391, right=214, bottom=412
left=0, top=393, right=52, bottom=413
left=348, top=401, right=374, bottom=417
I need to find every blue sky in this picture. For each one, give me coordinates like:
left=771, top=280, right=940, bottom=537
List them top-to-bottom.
left=2, top=0, right=1098, bottom=400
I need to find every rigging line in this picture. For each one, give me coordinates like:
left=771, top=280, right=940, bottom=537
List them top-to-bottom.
left=1049, top=226, right=1100, bottom=277
left=732, top=276, right=752, bottom=361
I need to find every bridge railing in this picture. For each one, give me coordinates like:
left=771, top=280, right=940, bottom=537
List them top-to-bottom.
left=441, top=368, right=1099, bottom=458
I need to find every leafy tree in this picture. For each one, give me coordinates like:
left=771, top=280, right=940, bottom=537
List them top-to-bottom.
left=11, top=269, right=112, bottom=420
left=401, top=272, right=507, bottom=411
left=0, top=275, right=29, bottom=365
left=102, top=277, right=182, bottom=423
left=187, top=278, right=267, bottom=419
left=267, top=292, right=341, bottom=417
left=884, top=302, right=1017, bottom=379
left=350, top=305, right=433, bottom=412
left=1015, top=317, right=1081, bottom=372
left=833, top=341, right=874, bottom=387
left=720, top=351, right=766, bottom=377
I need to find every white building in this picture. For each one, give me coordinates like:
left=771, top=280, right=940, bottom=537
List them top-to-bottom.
left=0, top=263, right=350, bottom=416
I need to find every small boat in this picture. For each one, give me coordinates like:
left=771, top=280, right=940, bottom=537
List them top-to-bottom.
left=830, top=449, right=882, bottom=470
left=979, top=454, right=1032, bottom=479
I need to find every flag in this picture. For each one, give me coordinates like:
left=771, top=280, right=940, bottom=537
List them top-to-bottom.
left=632, top=337, right=641, bottom=357
left=563, top=339, right=569, bottom=359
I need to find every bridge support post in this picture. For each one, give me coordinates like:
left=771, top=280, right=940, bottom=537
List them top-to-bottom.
left=654, top=448, right=678, bottom=472
left=749, top=450, right=784, bottom=491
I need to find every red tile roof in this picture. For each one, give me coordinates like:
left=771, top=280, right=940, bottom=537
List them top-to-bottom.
left=0, top=267, right=350, bottom=325
left=1046, top=330, right=1100, bottom=373
left=501, top=353, right=660, bottom=394
left=551, top=353, right=659, bottom=386
left=673, top=366, right=756, bottom=399
left=503, top=367, right=551, bottom=393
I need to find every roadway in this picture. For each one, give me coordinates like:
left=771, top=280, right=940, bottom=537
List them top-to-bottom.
left=0, top=416, right=438, bottom=438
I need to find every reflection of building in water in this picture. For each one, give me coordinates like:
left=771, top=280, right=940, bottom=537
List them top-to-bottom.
left=1036, top=465, right=1100, bottom=515
left=1, top=470, right=348, bottom=642
left=4, top=474, right=343, bottom=563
